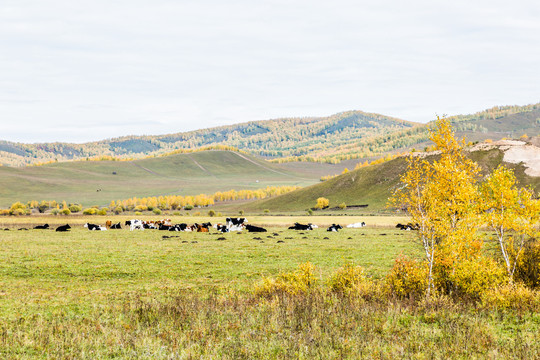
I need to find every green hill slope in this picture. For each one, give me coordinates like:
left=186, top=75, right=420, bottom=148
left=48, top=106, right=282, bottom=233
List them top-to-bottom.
left=243, top=144, right=540, bottom=213
left=0, top=151, right=324, bottom=207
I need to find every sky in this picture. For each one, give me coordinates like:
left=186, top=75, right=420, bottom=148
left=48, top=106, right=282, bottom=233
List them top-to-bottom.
left=1, top=0, right=539, bottom=143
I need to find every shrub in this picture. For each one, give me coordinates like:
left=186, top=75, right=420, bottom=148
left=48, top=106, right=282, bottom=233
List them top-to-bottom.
left=315, top=197, right=329, bottom=209
left=9, top=202, right=26, bottom=215
left=339, top=202, right=347, bottom=209
left=38, top=204, right=49, bottom=213
left=68, top=204, right=82, bottom=213
left=134, top=205, right=148, bottom=212
left=184, top=205, right=193, bottom=211
left=114, top=206, right=123, bottom=215
left=10, top=208, right=26, bottom=216
left=83, top=208, right=97, bottom=215
left=153, top=208, right=162, bottom=215
left=0, top=209, right=10, bottom=216
left=51, top=209, right=60, bottom=215
left=61, top=209, right=71, bottom=216
left=97, top=209, right=107, bottom=216
left=263, top=209, right=270, bottom=214
left=307, top=209, right=313, bottom=216
left=208, top=210, right=216, bottom=217
left=239, top=210, right=244, bottom=216
left=135, top=211, right=142, bottom=216
left=193, top=211, right=201, bottom=216
left=173, top=212, right=181, bottom=216
left=217, top=212, right=222, bottom=217
left=513, top=238, right=540, bottom=288
left=385, top=255, right=428, bottom=299
left=447, top=256, right=507, bottom=299
left=254, top=262, right=317, bottom=297
left=328, top=264, right=372, bottom=296
left=481, top=283, right=540, bottom=311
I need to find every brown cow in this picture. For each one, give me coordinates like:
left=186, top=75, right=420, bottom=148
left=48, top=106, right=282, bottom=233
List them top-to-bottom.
left=105, top=220, right=112, bottom=229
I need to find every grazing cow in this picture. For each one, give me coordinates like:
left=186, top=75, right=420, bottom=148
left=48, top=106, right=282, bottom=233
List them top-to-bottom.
left=226, top=217, right=247, bottom=232
left=126, top=219, right=144, bottom=231
left=105, top=220, right=112, bottom=229
left=110, top=222, right=122, bottom=229
left=288, top=222, right=314, bottom=230
left=346, top=222, right=366, bottom=228
left=84, top=223, right=107, bottom=231
left=214, top=223, right=229, bottom=233
left=33, top=224, right=49, bottom=229
left=56, top=224, right=71, bottom=232
left=245, top=224, right=267, bottom=233
left=327, top=224, right=343, bottom=232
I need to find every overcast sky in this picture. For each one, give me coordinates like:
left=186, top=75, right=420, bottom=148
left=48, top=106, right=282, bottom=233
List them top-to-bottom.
left=1, top=0, right=539, bottom=143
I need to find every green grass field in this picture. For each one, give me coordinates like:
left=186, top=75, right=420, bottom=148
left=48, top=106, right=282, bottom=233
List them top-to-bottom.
left=0, top=151, right=338, bottom=208
left=1, top=215, right=539, bottom=358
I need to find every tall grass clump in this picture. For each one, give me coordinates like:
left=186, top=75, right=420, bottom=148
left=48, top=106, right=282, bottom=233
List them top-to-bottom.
left=254, top=262, right=317, bottom=297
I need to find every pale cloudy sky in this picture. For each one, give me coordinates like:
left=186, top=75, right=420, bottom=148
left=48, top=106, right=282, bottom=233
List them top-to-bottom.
left=1, top=0, right=539, bottom=143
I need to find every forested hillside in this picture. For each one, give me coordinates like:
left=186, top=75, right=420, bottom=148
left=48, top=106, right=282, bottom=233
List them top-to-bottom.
left=1, top=103, right=538, bottom=166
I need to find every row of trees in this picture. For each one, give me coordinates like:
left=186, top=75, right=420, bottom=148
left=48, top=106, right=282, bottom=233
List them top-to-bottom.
left=391, top=117, right=540, bottom=296
left=1, top=185, right=301, bottom=216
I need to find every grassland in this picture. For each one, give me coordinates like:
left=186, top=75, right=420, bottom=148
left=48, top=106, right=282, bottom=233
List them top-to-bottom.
left=0, top=151, right=341, bottom=208
left=1, top=215, right=539, bottom=358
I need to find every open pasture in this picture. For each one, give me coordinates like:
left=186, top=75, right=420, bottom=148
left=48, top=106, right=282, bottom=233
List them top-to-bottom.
left=2, top=215, right=537, bottom=359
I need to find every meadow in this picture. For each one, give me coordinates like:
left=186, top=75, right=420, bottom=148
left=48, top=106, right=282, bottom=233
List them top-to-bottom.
left=0, top=215, right=539, bottom=358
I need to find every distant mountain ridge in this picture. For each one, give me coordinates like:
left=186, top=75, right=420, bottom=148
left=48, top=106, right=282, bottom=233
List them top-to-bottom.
left=0, top=103, right=538, bottom=166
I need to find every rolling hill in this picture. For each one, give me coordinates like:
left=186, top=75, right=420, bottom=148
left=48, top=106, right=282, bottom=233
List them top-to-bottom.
left=1, top=103, right=538, bottom=167
left=241, top=140, right=540, bottom=214
left=0, top=150, right=346, bottom=208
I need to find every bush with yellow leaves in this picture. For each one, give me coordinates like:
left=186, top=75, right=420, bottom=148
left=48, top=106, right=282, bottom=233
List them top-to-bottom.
left=385, top=255, right=428, bottom=299
left=254, top=262, right=317, bottom=297
left=481, top=282, right=540, bottom=311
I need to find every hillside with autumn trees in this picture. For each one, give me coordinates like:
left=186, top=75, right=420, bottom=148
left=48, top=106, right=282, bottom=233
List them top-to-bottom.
left=1, top=103, right=538, bottom=167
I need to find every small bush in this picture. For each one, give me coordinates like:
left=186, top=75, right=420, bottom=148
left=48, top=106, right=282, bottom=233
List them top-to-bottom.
left=315, top=197, right=329, bottom=209
left=339, top=202, right=347, bottom=209
left=68, top=204, right=82, bottom=213
left=134, top=205, right=148, bottom=212
left=184, top=205, right=193, bottom=211
left=114, top=206, right=123, bottom=215
left=83, top=208, right=97, bottom=215
left=153, top=208, right=162, bottom=215
left=0, top=209, right=10, bottom=216
left=51, top=209, right=60, bottom=215
left=61, top=209, right=71, bottom=216
left=97, top=209, right=107, bottom=216
left=263, top=209, right=270, bottom=214
left=307, top=209, right=313, bottom=216
left=208, top=210, right=216, bottom=217
left=239, top=210, right=244, bottom=216
left=135, top=211, right=142, bottom=216
left=173, top=212, right=181, bottom=216
left=513, top=238, right=540, bottom=288
left=385, top=255, right=428, bottom=299
left=448, top=256, right=507, bottom=299
left=254, top=262, right=317, bottom=297
left=328, top=264, right=373, bottom=296
left=481, top=283, right=540, bottom=311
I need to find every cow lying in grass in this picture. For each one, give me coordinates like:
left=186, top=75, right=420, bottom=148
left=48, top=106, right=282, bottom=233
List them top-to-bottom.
left=288, top=222, right=314, bottom=230
left=346, top=222, right=366, bottom=228
left=84, top=223, right=107, bottom=231
left=33, top=224, right=49, bottom=229
left=56, top=224, right=71, bottom=232
left=245, top=224, right=267, bottom=233
left=327, top=224, right=343, bottom=232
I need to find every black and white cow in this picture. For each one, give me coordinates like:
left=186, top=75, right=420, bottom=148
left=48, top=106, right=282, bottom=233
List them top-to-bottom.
left=226, top=217, right=247, bottom=231
left=126, top=219, right=144, bottom=231
left=110, top=222, right=122, bottom=229
left=288, top=222, right=314, bottom=230
left=346, top=222, right=366, bottom=228
left=84, top=223, right=107, bottom=231
left=169, top=223, right=190, bottom=232
left=214, top=223, right=229, bottom=233
left=396, top=223, right=419, bottom=231
left=34, top=224, right=49, bottom=229
left=56, top=224, right=71, bottom=232
left=245, top=224, right=267, bottom=233
left=327, top=224, right=343, bottom=232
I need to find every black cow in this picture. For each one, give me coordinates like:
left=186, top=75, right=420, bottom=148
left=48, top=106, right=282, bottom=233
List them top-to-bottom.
left=110, top=222, right=122, bottom=229
left=288, top=222, right=314, bottom=230
left=169, top=223, right=189, bottom=232
left=396, top=223, right=419, bottom=230
left=34, top=224, right=49, bottom=229
left=56, top=224, right=71, bottom=232
left=159, top=224, right=171, bottom=231
left=245, top=224, right=267, bottom=233
left=327, top=224, right=343, bottom=232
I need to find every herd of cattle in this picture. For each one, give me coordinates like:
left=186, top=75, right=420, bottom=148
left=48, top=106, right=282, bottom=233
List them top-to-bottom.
left=13, top=218, right=377, bottom=233
left=10, top=219, right=422, bottom=233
